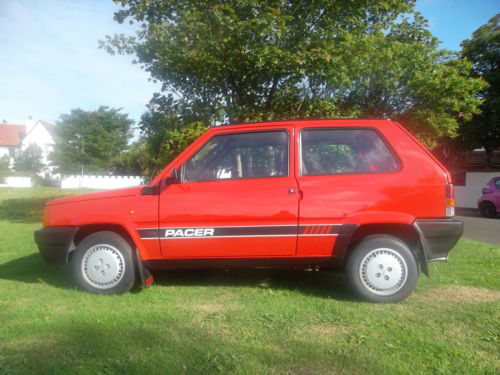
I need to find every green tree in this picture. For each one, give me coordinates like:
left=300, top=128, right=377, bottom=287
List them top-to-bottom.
left=104, top=0, right=484, bottom=148
left=460, top=14, right=499, bottom=168
left=138, top=95, right=208, bottom=176
left=51, top=107, right=133, bottom=174
left=111, top=140, right=152, bottom=176
left=15, top=144, right=44, bottom=173
left=0, top=155, right=10, bottom=171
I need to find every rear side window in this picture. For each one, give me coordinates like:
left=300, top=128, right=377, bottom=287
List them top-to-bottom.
left=301, top=128, right=399, bottom=176
left=183, top=130, right=288, bottom=182
left=495, top=179, right=500, bottom=189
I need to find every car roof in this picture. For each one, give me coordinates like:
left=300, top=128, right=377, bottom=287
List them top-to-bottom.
left=214, top=118, right=394, bottom=131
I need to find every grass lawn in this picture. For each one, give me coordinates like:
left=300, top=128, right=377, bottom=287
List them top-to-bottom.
left=0, top=187, right=499, bottom=375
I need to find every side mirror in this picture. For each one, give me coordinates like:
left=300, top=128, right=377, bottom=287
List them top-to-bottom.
left=165, top=167, right=180, bottom=184
left=141, top=183, right=159, bottom=195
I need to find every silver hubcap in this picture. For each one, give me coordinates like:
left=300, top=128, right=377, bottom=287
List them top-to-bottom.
left=81, top=244, right=125, bottom=289
left=359, top=248, right=407, bottom=296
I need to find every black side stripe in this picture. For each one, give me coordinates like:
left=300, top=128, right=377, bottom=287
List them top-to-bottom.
left=138, top=225, right=341, bottom=239
left=137, top=229, right=160, bottom=239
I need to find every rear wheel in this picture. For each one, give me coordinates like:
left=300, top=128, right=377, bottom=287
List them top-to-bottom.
left=479, top=201, right=497, bottom=218
left=71, top=231, right=135, bottom=294
left=345, top=235, right=418, bottom=303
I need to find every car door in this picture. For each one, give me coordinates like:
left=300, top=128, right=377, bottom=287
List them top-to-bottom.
left=295, top=125, right=401, bottom=257
left=158, top=127, right=299, bottom=258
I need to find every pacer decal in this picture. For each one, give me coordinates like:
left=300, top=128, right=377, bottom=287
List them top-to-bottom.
left=138, top=225, right=341, bottom=239
left=165, top=228, right=215, bottom=237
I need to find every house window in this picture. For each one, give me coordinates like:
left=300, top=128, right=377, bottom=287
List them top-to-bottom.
left=8, top=148, right=15, bottom=158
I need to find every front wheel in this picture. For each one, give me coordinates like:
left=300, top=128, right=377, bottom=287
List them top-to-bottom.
left=479, top=201, right=497, bottom=218
left=71, top=231, right=136, bottom=294
left=345, top=235, right=418, bottom=303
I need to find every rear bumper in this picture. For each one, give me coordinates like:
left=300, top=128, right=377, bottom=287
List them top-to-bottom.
left=413, top=219, right=463, bottom=261
left=34, top=226, right=78, bottom=265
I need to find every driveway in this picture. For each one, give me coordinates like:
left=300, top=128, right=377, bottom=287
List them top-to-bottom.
left=455, top=208, right=500, bottom=245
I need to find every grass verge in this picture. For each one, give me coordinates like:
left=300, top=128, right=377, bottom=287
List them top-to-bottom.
left=0, top=187, right=498, bottom=374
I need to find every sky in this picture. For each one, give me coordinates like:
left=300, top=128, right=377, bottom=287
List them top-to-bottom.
left=0, top=0, right=498, bottom=128
left=0, top=0, right=160, bottom=128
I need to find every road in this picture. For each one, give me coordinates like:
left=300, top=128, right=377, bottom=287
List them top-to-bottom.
left=455, top=210, right=500, bottom=245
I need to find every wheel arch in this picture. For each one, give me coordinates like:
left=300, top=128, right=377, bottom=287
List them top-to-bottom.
left=335, top=223, right=428, bottom=276
left=71, top=224, right=137, bottom=261
left=71, top=224, right=152, bottom=287
left=70, top=229, right=137, bottom=294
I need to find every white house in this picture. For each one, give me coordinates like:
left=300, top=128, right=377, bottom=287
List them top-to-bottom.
left=0, top=117, right=56, bottom=175
left=21, top=118, right=56, bottom=176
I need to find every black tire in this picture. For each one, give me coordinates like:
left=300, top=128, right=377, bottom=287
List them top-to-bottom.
left=479, top=201, right=497, bottom=218
left=71, top=231, right=136, bottom=294
left=345, top=235, right=419, bottom=303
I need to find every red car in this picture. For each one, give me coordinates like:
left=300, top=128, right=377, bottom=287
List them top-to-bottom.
left=35, top=119, right=463, bottom=302
left=478, top=177, right=500, bottom=218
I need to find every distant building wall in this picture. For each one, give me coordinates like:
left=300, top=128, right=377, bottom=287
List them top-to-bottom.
left=21, top=121, right=55, bottom=176
left=0, top=145, right=17, bottom=168
left=0, top=146, right=10, bottom=159
left=455, top=172, right=500, bottom=208
left=60, top=175, right=144, bottom=189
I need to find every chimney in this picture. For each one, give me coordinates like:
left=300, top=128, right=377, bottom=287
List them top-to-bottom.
left=26, top=115, right=35, bottom=133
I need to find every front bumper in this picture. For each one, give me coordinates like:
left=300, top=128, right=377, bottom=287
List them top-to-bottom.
left=413, top=219, right=463, bottom=261
left=34, top=226, right=78, bottom=265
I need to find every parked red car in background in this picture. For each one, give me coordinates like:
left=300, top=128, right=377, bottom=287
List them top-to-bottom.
left=478, top=177, right=500, bottom=218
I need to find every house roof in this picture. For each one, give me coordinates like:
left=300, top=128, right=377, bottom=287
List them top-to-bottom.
left=24, top=120, right=56, bottom=138
left=0, top=123, right=26, bottom=147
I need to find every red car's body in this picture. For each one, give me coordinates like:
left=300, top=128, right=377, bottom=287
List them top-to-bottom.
left=35, top=119, right=463, bottom=301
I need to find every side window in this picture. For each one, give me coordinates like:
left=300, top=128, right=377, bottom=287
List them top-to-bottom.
left=301, top=128, right=399, bottom=176
left=183, top=131, right=288, bottom=182
left=495, top=180, right=500, bottom=189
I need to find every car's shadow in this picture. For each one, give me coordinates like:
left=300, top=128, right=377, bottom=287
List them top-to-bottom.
left=0, top=253, right=353, bottom=300
left=0, top=253, right=73, bottom=289
left=147, top=267, right=353, bottom=300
